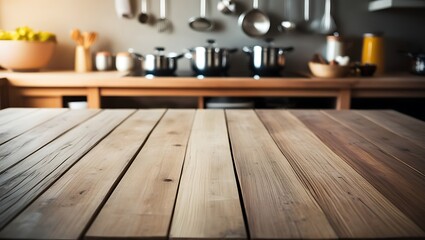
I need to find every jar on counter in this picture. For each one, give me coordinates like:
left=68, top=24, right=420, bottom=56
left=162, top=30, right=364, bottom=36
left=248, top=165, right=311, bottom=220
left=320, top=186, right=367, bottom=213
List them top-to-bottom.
left=362, top=33, right=384, bottom=75
left=326, top=34, right=344, bottom=63
left=95, top=51, right=113, bottom=71
left=115, top=52, right=134, bottom=72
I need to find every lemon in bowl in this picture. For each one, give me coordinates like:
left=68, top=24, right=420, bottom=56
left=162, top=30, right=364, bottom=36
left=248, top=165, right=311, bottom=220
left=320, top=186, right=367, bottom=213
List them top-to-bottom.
left=0, top=26, right=57, bottom=72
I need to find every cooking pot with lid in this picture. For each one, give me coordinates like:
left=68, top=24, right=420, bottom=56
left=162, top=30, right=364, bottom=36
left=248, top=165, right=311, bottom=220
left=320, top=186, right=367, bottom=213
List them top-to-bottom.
left=186, top=39, right=237, bottom=76
left=243, top=40, right=294, bottom=76
left=129, top=47, right=183, bottom=76
left=407, top=52, right=425, bottom=75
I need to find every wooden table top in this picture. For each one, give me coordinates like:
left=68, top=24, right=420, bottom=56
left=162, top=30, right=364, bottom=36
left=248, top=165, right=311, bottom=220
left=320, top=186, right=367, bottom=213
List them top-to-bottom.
left=0, top=108, right=424, bottom=239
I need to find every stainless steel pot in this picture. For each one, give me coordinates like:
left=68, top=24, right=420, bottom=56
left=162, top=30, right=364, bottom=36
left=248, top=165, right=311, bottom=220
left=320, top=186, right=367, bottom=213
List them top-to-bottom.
left=186, top=40, right=237, bottom=76
left=243, top=44, right=294, bottom=76
left=129, top=47, right=183, bottom=76
left=407, top=52, right=425, bottom=75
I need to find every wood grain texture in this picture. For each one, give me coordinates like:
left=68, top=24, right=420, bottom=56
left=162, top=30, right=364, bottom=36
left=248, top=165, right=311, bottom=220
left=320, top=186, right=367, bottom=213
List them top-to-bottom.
left=0, top=108, right=67, bottom=144
left=0, top=108, right=37, bottom=125
left=0, top=109, right=133, bottom=230
left=0, top=109, right=99, bottom=174
left=0, top=110, right=164, bottom=239
left=86, top=110, right=195, bottom=239
left=170, top=110, right=246, bottom=239
left=226, top=110, right=336, bottom=240
left=257, top=110, right=424, bottom=238
left=293, top=110, right=425, bottom=231
left=323, top=110, right=425, bottom=176
left=355, top=110, right=425, bottom=148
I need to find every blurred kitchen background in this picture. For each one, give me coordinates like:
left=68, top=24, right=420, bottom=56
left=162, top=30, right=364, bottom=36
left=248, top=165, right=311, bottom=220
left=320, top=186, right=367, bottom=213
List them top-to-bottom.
left=1, top=0, right=424, bottom=117
left=1, top=0, right=424, bottom=75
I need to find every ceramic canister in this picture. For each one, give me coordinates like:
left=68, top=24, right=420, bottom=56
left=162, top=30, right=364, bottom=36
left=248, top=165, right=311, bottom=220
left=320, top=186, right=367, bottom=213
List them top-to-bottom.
left=326, top=35, right=344, bottom=63
left=95, top=51, right=113, bottom=71
left=115, top=52, right=134, bottom=72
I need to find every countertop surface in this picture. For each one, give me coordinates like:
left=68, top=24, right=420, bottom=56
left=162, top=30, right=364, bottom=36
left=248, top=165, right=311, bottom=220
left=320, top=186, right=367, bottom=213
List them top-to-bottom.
left=1, top=70, right=424, bottom=89
left=0, top=108, right=424, bottom=239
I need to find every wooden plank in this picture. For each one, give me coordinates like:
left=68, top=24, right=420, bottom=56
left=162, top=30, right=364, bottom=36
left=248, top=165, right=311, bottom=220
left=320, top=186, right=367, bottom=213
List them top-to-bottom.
left=0, top=108, right=67, bottom=144
left=0, top=108, right=38, bottom=125
left=0, top=109, right=133, bottom=230
left=0, top=109, right=100, bottom=174
left=86, top=109, right=195, bottom=239
left=0, top=110, right=165, bottom=239
left=170, top=110, right=246, bottom=239
left=226, top=110, right=336, bottom=239
left=257, top=110, right=424, bottom=238
left=292, top=110, right=425, bottom=231
left=323, top=110, right=425, bottom=176
left=355, top=110, right=425, bottom=148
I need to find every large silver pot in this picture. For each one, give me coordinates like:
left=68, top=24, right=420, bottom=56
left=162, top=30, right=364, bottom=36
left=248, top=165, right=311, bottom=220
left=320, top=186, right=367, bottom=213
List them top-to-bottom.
left=186, top=40, right=237, bottom=76
left=243, top=45, right=294, bottom=76
left=129, top=47, right=183, bottom=76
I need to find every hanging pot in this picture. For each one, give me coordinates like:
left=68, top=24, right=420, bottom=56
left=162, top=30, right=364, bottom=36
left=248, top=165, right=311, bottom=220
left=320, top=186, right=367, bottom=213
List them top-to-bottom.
left=238, top=0, right=270, bottom=37
left=186, top=39, right=237, bottom=76
left=129, top=47, right=183, bottom=76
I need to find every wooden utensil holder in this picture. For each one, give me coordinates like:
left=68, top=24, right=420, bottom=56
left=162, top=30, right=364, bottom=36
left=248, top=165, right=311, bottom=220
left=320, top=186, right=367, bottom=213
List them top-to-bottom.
left=75, top=45, right=92, bottom=72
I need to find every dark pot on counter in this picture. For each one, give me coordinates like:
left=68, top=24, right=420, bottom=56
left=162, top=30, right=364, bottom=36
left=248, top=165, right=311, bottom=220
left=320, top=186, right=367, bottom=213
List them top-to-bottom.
left=185, top=39, right=237, bottom=76
left=243, top=43, right=294, bottom=76
left=129, top=47, right=183, bottom=76
left=407, top=52, right=425, bottom=75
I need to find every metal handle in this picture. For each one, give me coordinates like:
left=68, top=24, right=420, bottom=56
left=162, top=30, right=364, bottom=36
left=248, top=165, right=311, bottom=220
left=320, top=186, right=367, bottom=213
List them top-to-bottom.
left=141, top=0, right=147, bottom=13
left=160, top=0, right=165, bottom=18
left=200, top=0, right=206, bottom=17
left=253, top=0, right=258, bottom=9
left=285, top=0, right=292, bottom=20
left=304, top=0, right=310, bottom=21
left=324, top=0, right=331, bottom=29
left=242, top=46, right=253, bottom=54
left=155, top=47, right=165, bottom=52
left=128, top=48, right=144, bottom=60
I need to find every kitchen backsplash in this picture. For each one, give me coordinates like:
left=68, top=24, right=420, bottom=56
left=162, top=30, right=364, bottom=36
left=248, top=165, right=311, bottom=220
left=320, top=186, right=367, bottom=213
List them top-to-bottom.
left=0, top=0, right=424, bottom=75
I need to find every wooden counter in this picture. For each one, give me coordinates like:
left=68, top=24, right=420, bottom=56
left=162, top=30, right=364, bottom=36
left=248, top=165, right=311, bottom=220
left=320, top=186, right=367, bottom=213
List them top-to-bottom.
left=1, top=70, right=424, bottom=109
left=0, top=108, right=424, bottom=239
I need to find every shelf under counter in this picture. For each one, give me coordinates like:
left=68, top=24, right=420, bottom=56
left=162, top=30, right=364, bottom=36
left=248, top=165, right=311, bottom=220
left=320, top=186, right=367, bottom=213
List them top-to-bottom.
left=1, top=70, right=424, bottom=109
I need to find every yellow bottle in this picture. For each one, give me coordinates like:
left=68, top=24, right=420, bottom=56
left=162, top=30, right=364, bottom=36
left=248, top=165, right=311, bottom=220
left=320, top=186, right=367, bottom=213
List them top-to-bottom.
left=362, top=33, right=384, bottom=75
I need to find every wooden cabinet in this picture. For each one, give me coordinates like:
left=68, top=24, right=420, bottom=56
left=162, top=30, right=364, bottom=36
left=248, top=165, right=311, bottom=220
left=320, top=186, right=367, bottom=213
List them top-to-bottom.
left=1, top=71, right=424, bottom=110
left=0, top=78, right=8, bottom=109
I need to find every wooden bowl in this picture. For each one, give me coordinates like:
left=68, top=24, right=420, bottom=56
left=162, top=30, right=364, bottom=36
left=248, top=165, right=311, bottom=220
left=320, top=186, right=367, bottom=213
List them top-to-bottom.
left=0, top=40, right=56, bottom=72
left=308, top=61, right=351, bottom=78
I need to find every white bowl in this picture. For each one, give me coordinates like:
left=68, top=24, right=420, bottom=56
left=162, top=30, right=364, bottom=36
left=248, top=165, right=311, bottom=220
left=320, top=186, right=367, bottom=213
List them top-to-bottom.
left=0, top=40, right=56, bottom=72
left=68, top=101, right=88, bottom=109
